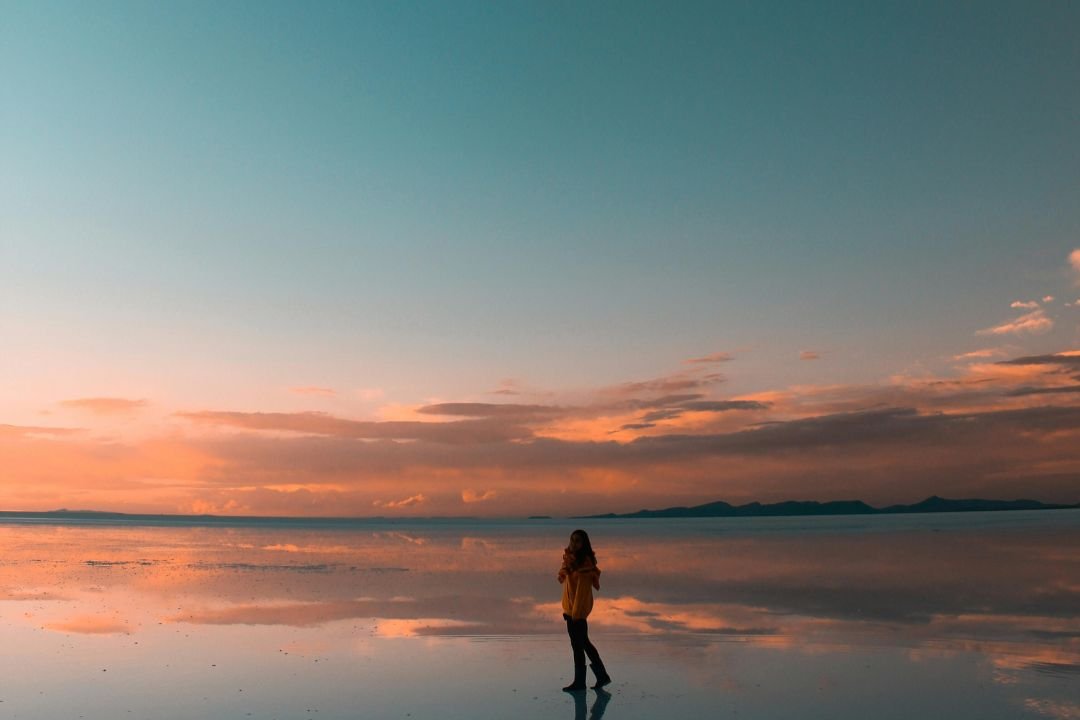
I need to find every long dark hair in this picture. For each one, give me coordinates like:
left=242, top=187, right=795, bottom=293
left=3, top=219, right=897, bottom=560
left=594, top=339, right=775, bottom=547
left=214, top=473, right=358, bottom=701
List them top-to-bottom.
left=568, top=529, right=597, bottom=568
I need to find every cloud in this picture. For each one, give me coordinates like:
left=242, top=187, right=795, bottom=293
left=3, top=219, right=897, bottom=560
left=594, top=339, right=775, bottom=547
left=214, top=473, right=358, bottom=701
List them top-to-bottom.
left=1070, top=249, right=1080, bottom=283
left=1043, top=295, right=1055, bottom=303
left=1011, top=301, right=1040, bottom=310
left=977, top=309, right=1054, bottom=336
left=6, top=348, right=1080, bottom=516
left=953, top=348, right=1008, bottom=361
left=799, top=351, right=820, bottom=360
left=684, top=352, right=733, bottom=364
left=996, top=352, right=1080, bottom=368
left=607, top=372, right=725, bottom=396
left=490, top=379, right=521, bottom=396
left=1004, top=385, right=1080, bottom=397
left=289, top=386, right=336, bottom=397
left=59, top=397, right=147, bottom=414
left=682, top=400, right=769, bottom=412
left=415, top=403, right=564, bottom=420
left=631, top=406, right=936, bottom=456
left=176, top=410, right=532, bottom=444
left=618, top=422, right=656, bottom=431
left=0, top=423, right=82, bottom=437
left=461, top=489, right=496, bottom=503
left=374, top=493, right=426, bottom=509
left=45, top=616, right=131, bottom=635
left=1024, top=699, right=1080, bottom=720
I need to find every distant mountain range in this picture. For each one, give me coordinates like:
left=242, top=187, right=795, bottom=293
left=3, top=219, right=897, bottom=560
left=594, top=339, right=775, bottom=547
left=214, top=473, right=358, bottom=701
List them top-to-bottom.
left=579, top=496, right=1080, bottom=519
left=0, top=497, right=1075, bottom=525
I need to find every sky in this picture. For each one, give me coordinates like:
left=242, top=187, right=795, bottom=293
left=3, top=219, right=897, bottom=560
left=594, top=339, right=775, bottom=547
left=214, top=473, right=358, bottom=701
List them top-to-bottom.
left=2, top=1, right=1079, bottom=516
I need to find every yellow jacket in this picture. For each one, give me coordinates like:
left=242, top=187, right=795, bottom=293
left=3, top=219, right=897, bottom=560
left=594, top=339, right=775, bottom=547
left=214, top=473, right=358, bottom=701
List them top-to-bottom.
left=560, top=558, right=601, bottom=620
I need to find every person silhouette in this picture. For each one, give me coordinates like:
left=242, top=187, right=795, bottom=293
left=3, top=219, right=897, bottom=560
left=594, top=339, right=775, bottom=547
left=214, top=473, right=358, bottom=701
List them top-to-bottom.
left=557, top=529, right=612, bottom=692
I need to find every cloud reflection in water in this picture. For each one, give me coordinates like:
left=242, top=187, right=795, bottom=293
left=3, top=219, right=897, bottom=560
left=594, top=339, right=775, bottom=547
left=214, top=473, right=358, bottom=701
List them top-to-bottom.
left=0, top=514, right=1077, bottom=718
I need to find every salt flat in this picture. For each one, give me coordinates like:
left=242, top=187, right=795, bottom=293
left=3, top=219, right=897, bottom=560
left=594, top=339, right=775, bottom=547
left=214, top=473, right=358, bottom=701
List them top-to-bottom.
left=0, top=511, right=1076, bottom=719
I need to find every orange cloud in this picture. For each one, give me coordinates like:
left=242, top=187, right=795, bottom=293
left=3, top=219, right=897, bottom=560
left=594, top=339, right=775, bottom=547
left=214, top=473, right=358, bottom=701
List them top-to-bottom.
left=3, top=348, right=1080, bottom=516
left=953, top=348, right=1008, bottom=361
left=799, top=350, right=820, bottom=360
left=0, top=423, right=82, bottom=437
left=461, top=489, right=496, bottom=503
left=374, top=493, right=426, bottom=509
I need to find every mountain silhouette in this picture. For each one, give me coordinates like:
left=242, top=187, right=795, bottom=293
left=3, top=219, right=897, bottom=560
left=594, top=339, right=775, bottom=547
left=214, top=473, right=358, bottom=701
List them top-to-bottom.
left=580, top=496, right=1079, bottom=519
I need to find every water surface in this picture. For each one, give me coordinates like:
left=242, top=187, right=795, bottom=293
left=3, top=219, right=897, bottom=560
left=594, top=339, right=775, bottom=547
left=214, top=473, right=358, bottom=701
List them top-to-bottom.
left=0, top=511, right=1077, bottom=719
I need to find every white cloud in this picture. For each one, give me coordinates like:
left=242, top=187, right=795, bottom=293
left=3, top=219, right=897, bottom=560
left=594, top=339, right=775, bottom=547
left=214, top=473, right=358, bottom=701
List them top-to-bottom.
left=1011, top=300, right=1039, bottom=310
left=977, top=309, right=1054, bottom=336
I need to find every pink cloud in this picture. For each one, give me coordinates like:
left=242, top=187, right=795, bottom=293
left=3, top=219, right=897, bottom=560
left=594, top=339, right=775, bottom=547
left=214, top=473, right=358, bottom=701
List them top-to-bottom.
left=1069, top=248, right=1080, bottom=283
left=1011, top=300, right=1039, bottom=310
left=977, top=309, right=1053, bottom=336
left=684, top=351, right=733, bottom=364
left=799, top=351, right=820, bottom=360
left=490, top=378, right=521, bottom=395
left=289, top=386, right=336, bottom=397
left=59, top=397, right=147, bottom=414
left=176, top=410, right=531, bottom=444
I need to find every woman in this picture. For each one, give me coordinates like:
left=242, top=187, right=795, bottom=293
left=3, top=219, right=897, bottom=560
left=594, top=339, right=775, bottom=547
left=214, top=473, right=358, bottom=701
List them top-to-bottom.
left=557, top=529, right=612, bottom=692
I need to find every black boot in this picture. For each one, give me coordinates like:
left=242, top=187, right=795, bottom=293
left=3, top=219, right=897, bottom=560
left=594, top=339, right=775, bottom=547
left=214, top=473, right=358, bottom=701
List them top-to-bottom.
left=590, top=662, right=611, bottom=689
left=562, top=664, right=587, bottom=692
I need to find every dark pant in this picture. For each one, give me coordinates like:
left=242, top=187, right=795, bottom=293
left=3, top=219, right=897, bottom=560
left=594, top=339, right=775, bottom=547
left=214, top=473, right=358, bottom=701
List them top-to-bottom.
left=564, top=613, right=602, bottom=669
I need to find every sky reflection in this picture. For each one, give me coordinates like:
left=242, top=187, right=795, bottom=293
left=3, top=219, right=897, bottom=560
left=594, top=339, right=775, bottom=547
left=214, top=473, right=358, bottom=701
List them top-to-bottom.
left=0, top=513, right=1077, bottom=719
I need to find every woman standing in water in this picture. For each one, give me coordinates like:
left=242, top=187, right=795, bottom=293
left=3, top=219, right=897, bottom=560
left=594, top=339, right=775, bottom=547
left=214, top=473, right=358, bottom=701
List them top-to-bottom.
left=558, top=529, right=612, bottom=692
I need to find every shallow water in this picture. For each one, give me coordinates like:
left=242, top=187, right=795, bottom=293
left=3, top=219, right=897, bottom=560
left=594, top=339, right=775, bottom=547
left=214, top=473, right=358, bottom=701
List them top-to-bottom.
left=0, top=510, right=1077, bottom=719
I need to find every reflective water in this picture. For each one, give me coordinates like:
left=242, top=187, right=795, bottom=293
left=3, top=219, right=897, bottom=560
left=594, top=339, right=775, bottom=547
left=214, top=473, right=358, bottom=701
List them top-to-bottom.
left=0, top=511, right=1077, bottom=719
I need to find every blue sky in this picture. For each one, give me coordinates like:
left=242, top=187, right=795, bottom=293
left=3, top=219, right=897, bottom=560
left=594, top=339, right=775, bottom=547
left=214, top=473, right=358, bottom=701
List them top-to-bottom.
left=1, top=1, right=1079, bottom=513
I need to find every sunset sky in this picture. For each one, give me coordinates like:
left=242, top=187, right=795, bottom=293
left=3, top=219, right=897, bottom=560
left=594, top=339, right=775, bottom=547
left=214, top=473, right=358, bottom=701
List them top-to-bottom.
left=2, top=1, right=1079, bottom=516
